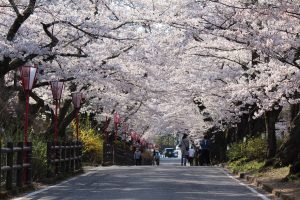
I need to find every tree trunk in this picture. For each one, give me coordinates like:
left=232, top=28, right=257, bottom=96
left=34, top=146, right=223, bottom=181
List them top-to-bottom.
left=44, top=99, right=75, bottom=140
left=276, top=104, right=300, bottom=174
left=264, top=107, right=282, bottom=159
left=59, top=109, right=77, bottom=140
left=236, top=114, right=249, bottom=141
left=249, top=116, right=265, bottom=137
left=225, top=127, right=236, bottom=144
left=213, top=131, right=227, bottom=163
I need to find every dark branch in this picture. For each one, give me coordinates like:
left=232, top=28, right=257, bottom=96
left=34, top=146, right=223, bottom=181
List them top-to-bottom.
left=7, top=0, right=36, bottom=41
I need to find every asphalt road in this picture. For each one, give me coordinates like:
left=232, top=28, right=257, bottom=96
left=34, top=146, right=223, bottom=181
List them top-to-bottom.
left=15, top=158, right=272, bottom=200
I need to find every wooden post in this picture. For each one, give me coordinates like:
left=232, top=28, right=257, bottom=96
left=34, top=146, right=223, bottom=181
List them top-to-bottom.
left=78, top=141, right=82, bottom=170
left=0, top=142, right=2, bottom=188
left=6, top=142, right=13, bottom=190
left=16, top=142, right=23, bottom=187
left=26, top=142, right=32, bottom=185
left=46, top=142, right=52, bottom=178
left=55, top=142, right=59, bottom=175
left=58, top=142, right=62, bottom=174
left=61, top=142, right=66, bottom=173
left=65, top=142, right=70, bottom=172
left=70, top=142, right=75, bottom=172
left=75, top=142, right=78, bottom=170
left=113, top=144, right=115, bottom=165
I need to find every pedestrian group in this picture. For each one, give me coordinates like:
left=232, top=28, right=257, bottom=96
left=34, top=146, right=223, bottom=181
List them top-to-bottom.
left=134, top=133, right=211, bottom=166
left=179, top=133, right=211, bottom=166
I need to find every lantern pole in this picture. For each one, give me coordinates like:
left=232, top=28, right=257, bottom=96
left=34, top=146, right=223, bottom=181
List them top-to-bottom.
left=20, top=65, right=37, bottom=184
left=20, top=66, right=37, bottom=145
left=51, top=81, right=64, bottom=144
left=24, top=90, right=30, bottom=144
left=72, top=92, right=83, bottom=141
left=54, top=100, right=59, bottom=142
left=76, top=109, right=79, bottom=141
left=114, top=112, right=120, bottom=142
left=105, top=117, right=109, bottom=143
left=114, top=122, right=117, bottom=142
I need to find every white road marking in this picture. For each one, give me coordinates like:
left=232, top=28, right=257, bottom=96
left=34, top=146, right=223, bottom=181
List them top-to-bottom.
left=12, top=166, right=104, bottom=200
left=219, top=168, right=271, bottom=200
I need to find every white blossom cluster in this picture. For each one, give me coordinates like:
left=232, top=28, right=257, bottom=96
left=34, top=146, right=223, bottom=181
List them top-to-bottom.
left=1, top=0, right=300, bottom=141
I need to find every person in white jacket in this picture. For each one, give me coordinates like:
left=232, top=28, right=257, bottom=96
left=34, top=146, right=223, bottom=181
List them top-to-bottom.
left=188, top=146, right=195, bottom=166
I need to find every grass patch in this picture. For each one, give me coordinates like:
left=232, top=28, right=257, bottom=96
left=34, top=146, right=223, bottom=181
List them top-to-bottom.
left=228, top=159, right=265, bottom=173
left=255, top=166, right=289, bottom=178
left=286, top=172, right=300, bottom=183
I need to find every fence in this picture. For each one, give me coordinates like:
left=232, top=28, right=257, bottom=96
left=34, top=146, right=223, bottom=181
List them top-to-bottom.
left=47, top=141, right=83, bottom=176
left=0, top=142, right=32, bottom=191
left=103, top=142, right=134, bottom=166
left=103, top=142, right=154, bottom=166
left=102, top=143, right=114, bottom=166
left=114, top=144, right=134, bottom=165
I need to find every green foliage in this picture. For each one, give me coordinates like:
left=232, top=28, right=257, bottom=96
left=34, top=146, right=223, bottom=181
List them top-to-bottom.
left=71, top=115, right=104, bottom=165
left=0, top=125, right=23, bottom=143
left=78, top=126, right=103, bottom=165
left=153, top=134, right=177, bottom=151
left=31, top=136, right=48, bottom=181
left=227, top=136, right=267, bottom=161
left=227, top=136, right=267, bottom=174
left=114, top=140, right=131, bottom=151
left=227, top=143, right=245, bottom=161
left=229, top=159, right=265, bottom=173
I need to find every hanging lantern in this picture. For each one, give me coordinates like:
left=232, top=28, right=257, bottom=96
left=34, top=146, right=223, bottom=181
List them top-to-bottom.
left=20, top=66, right=37, bottom=91
left=50, top=81, right=64, bottom=100
left=72, top=92, right=83, bottom=109
left=114, top=112, right=120, bottom=124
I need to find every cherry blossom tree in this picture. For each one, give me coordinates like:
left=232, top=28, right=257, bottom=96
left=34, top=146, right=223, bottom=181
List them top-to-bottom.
left=1, top=0, right=300, bottom=173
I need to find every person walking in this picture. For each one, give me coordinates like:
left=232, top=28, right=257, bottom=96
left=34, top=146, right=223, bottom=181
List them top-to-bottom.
left=179, top=133, right=189, bottom=166
left=200, top=135, right=211, bottom=165
left=188, top=146, right=195, bottom=166
left=194, top=147, right=201, bottom=166
left=134, top=148, right=142, bottom=165
left=153, top=149, right=160, bottom=166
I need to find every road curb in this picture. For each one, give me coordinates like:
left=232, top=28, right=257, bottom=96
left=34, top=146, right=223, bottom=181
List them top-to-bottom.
left=237, top=172, right=295, bottom=200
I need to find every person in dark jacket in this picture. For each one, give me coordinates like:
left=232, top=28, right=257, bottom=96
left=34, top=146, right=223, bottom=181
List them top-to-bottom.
left=179, top=133, right=189, bottom=166
left=200, top=135, right=211, bottom=165
left=134, top=148, right=142, bottom=165
left=153, top=149, right=160, bottom=165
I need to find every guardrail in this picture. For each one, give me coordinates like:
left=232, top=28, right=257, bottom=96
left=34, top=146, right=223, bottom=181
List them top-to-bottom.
left=47, top=141, right=83, bottom=177
left=0, top=142, right=32, bottom=191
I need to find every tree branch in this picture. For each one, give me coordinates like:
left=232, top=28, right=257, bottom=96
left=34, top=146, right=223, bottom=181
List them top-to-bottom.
left=7, top=0, right=36, bottom=41
left=8, top=0, right=21, bottom=16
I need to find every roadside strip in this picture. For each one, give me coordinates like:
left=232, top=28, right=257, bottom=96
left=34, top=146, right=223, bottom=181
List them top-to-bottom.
left=219, top=168, right=271, bottom=200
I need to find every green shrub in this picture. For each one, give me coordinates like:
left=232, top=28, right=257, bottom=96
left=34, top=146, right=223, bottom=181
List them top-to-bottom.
left=78, top=127, right=103, bottom=165
left=227, top=136, right=267, bottom=161
left=227, top=136, right=267, bottom=173
left=31, top=137, right=48, bottom=181
left=244, top=137, right=267, bottom=161
left=227, top=142, right=246, bottom=161
left=229, top=159, right=265, bottom=173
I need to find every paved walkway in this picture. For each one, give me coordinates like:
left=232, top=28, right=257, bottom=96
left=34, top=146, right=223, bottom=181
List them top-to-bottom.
left=15, top=158, right=273, bottom=200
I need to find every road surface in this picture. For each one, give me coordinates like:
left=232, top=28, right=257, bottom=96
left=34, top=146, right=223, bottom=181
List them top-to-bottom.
left=15, top=158, right=273, bottom=200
